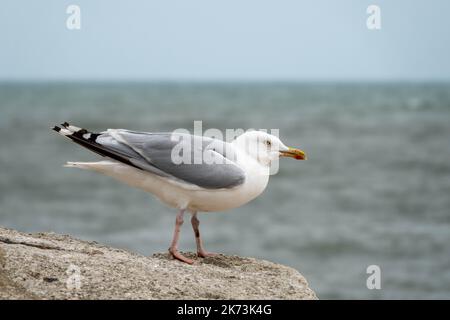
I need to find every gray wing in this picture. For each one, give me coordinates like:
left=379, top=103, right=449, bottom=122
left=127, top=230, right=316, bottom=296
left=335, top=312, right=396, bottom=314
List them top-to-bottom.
left=97, top=130, right=246, bottom=189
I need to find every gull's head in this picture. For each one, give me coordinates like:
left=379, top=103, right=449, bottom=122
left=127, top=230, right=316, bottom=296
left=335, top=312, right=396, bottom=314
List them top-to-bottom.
left=233, top=131, right=307, bottom=166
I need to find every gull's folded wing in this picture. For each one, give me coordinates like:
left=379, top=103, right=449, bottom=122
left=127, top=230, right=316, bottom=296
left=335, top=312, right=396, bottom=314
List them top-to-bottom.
left=99, top=130, right=246, bottom=189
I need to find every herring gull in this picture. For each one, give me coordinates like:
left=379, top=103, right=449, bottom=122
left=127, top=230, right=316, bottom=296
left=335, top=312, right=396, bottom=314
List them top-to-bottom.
left=52, top=122, right=306, bottom=264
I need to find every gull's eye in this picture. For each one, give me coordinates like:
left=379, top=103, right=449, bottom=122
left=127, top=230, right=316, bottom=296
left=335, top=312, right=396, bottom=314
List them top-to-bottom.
left=265, top=140, right=272, bottom=147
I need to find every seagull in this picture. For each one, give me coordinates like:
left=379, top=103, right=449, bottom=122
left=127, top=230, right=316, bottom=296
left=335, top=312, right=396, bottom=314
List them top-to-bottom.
left=52, top=122, right=306, bottom=264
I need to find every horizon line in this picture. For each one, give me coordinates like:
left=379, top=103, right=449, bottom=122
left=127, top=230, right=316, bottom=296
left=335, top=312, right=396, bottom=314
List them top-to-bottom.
left=1, top=78, right=450, bottom=85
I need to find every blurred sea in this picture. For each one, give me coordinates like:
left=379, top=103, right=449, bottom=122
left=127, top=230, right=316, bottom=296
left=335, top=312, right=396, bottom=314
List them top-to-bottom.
left=1, top=82, right=450, bottom=299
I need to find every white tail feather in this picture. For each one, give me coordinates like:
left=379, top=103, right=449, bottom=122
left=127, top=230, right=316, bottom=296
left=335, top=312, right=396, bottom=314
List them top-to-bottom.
left=64, top=161, right=118, bottom=170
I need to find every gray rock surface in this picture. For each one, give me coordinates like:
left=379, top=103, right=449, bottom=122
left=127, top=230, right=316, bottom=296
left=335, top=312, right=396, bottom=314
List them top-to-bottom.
left=0, top=226, right=317, bottom=300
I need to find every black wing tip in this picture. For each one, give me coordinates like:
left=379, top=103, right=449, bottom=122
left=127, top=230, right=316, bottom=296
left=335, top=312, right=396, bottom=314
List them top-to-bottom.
left=53, top=121, right=70, bottom=132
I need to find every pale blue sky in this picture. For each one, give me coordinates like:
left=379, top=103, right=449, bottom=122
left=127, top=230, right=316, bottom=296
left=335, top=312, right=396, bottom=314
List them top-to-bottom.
left=1, top=0, right=449, bottom=81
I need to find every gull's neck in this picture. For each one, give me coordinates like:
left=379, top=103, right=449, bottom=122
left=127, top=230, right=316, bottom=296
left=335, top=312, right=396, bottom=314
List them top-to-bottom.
left=231, top=140, right=271, bottom=175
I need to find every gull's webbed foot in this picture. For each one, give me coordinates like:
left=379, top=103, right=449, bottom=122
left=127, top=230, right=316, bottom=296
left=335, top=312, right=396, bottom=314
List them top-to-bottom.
left=169, top=247, right=194, bottom=264
left=197, top=250, right=217, bottom=258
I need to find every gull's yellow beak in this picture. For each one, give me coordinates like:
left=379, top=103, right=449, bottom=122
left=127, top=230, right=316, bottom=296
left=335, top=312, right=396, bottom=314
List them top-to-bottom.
left=279, top=147, right=307, bottom=160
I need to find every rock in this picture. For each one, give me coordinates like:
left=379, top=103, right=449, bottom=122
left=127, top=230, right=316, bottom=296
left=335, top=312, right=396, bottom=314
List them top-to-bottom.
left=0, top=226, right=317, bottom=300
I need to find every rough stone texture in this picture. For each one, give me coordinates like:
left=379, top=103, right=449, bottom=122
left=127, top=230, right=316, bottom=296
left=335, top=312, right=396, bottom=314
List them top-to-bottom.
left=0, top=226, right=317, bottom=300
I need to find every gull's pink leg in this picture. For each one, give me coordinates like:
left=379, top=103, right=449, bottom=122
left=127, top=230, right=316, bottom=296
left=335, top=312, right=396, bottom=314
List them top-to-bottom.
left=168, top=209, right=194, bottom=264
left=191, top=212, right=216, bottom=258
